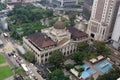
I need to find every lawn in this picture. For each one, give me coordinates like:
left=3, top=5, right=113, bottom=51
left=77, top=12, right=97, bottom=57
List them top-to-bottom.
left=0, top=54, right=6, bottom=64
left=0, top=65, right=13, bottom=80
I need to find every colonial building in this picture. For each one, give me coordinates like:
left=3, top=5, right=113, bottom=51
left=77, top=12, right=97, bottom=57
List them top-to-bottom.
left=87, top=0, right=120, bottom=41
left=23, top=21, right=89, bottom=65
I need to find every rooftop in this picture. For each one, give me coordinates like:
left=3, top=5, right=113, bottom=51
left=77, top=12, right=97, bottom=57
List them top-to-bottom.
left=54, top=21, right=66, bottom=29
left=67, top=27, right=88, bottom=39
left=27, top=32, right=56, bottom=49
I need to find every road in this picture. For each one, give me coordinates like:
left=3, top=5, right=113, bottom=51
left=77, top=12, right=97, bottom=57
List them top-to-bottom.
left=0, top=25, right=43, bottom=80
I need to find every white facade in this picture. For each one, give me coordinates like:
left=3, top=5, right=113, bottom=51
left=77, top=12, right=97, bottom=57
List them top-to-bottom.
left=87, top=0, right=119, bottom=41
left=112, top=6, right=120, bottom=50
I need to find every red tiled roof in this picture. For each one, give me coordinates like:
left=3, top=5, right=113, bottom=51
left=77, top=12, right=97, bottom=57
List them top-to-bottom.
left=67, top=27, right=88, bottom=39
left=27, top=32, right=56, bottom=49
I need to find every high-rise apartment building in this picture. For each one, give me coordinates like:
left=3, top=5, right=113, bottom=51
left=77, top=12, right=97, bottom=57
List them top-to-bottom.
left=87, top=0, right=120, bottom=41
left=112, top=5, right=120, bottom=50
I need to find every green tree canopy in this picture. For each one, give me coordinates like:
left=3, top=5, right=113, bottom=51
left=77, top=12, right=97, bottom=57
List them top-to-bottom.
left=0, top=3, right=6, bottom=11
left=7, top=5, right=54, bottom=40
left=8, top=5, right=53, bottom=24
left=68, top=12, right=76, bottom=26
left=93, top=41, right=106, bottom=53
left=93, top=41, right=111, bottom=56
left=77, top=42, right=89, bottom=52
left=48, top=50, right=65, bottom=68
left=24, top=51, right=35, bottom=63
left=71, top=52, right=84, bottom=65
left=65, top=64, right=74, bottom=71
left=12, top=66, right=26, bottom=76
left=47, top=69, right=69, bottom=80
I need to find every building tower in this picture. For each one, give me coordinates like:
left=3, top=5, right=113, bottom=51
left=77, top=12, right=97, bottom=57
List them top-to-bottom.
left=87, top=0, right=120, bottom=41
left=112, top=5, right=120, bottom=50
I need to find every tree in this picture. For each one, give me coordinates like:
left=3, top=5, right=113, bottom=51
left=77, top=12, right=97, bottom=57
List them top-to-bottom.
left=0, top=3, right=6, bottom=11
left=7, top=5, right=54, bottom=41
left=69, top=13, right=76, bottom=26
left=93, top=41, right=106, bottom=53
left=93, top=41, right=111, bottom=56
left=77, top=42, right=89, bottom=52
left=48, top=50, right=65, bottom=68
left=24, top=51, right=35, bottom=63
left=71, top=52, right=84, bottom=65
left=65, top=64, right=74, bottom=71
left=12, top=66, right=26, bottom=76
left=47, top=69, right=69, bottom=80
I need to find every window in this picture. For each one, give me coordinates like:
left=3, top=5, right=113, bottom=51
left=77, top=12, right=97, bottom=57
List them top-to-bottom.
left=103, top=29, right=105, bottom=35
left=91, top=33, right=95, bottom=38
left=49, top=52, right=52, bottom=55
left=45, top=53, right=48, bottom=56
left=41, top=55, right=44, bottom=58
left=45, top=58, right=47, bottom=62
left=41, top=60, right=43, bottom=63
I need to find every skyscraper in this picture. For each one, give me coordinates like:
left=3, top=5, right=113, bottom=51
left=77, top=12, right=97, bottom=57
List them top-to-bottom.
left=87, top=0, right=120, bottom=41
left=112, top=5, right=120, bottom=50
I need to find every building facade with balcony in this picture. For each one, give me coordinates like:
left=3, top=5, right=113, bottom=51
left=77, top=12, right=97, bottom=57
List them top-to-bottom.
left=23, top=21, right=89, bottom=65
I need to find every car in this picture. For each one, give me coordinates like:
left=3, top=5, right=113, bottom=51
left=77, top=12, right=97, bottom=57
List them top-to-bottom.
left=12, top=50, right=16, bottom=53
left=8, top=53, right=11, bottom=56
left=11, top=53, right=14, bottom=56
left=14, top=55, right=16, bottom=58
left=18, top=57, right=22, bottom=61
left=30, top=63, right=34, bottom=66
left=37, top=70, right=41, bottom=74
left=30, top=71, right=32, bottom=74
left=34, top=76, right=38, bottom=80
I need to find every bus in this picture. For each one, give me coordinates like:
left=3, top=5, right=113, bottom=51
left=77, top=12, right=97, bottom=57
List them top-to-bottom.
left=21, top=64, right=29, bottom=72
